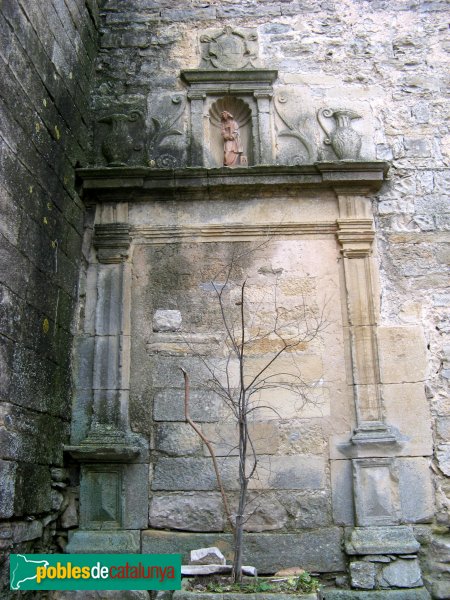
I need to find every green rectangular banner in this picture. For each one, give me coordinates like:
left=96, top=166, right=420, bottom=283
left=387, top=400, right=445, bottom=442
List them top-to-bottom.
left=10, top=554, right=181, bottom=591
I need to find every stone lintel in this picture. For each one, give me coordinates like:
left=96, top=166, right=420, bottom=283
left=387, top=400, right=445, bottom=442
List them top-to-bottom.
left=180, top=69, right=278, bottom=86
left=77, top=162, right=390, bottom=202
left=65, top=444, right=141, bottom=462
left=345, top=526, right=420, bottom=556
left=65, top=530, right=140, bottom=554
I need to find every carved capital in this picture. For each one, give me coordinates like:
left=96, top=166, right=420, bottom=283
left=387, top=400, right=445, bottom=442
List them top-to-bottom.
left=254, top=89, right=273, bottom=100
left=187, top=91, right=206, bottom=101
left=336, top=218, right=375, bottom=257
left=93, top=223, right=131, bottom=264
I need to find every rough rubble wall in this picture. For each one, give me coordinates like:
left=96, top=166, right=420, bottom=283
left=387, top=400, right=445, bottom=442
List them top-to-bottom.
left=0, top=0, right=98, bottom=595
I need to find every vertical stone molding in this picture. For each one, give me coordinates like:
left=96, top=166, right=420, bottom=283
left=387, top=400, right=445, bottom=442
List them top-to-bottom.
left=254, top=90, right=274, bottom=165
left=187, top=91, right=206, bottom=167
left=336, top=195, right=395, bottom=443
left=65, top=202, right=148, bottom=554
left=90, top=219, right=132, bottom=440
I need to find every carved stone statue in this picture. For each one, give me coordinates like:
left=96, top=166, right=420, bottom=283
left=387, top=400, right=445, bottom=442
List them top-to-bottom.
left=220, top=110, right=246, bottom=167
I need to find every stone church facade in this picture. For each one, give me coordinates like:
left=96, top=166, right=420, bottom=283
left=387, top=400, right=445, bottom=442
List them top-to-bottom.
left=0, top=1, right=448, bottom=598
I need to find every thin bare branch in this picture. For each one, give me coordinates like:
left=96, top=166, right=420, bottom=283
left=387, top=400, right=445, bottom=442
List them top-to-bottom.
left=181, top=368, right=234, bottom=529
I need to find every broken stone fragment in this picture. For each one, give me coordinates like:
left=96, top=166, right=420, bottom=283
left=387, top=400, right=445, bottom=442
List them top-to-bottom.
left=153, top=309, right=182, bottom=332
left=190, top=546, right=226, bottom=565
left=181, top=565, right=257, bottom=577
left=274, top=567, right=306, bottom=577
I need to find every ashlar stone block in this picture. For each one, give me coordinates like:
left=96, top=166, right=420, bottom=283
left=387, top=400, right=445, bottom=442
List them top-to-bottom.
left=378, top=326, right=427, bottom=384
left=383, top=382, right=433, bottom=457
left=153, top=387, right=221, bottom=422
left=201, top=422, right=281, bottom=456
left=155, top=423, right=203, bottom=456
left=398, top=457, right=434, bottom=523
left=353, top=458, right=400, bottom=526
left=330, top=459, right=355, bottom=526
left=149, top=493, right=224, bottom=532
left=345, top=526, right=420, bottom=556
left=142, top=528, right=345, bottom=573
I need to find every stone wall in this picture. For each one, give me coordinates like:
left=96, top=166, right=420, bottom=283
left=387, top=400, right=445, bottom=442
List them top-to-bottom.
left=0, top=0, right=98, bottom=596
left=1, top=0, right=448, bottom=598
left=87, top=1, right=449, bottom=596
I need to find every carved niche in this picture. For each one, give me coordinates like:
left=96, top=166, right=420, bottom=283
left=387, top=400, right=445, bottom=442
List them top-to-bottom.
left=182, top=27, right=277, bottom=167
left=209, top=97, right=252, bottom=167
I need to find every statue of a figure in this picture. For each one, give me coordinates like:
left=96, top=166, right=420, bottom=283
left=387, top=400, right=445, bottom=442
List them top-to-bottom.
left=220, top=111, right=243, bottom=167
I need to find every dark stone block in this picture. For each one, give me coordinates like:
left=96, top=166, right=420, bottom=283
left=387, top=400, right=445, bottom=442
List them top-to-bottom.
left=0, top=237, right=31, bottom=296
left=14, top=462, right=52, bottom=515
left=142, top=528, right=345, bottom=573
left=319, top=588, right=431, bottom=599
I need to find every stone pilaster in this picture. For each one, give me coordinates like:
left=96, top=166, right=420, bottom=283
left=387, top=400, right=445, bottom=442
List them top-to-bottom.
left=254, top=90, right=274, bottom=164
left=187, top=91, right=206, bottom=167
left=336, top=193, right=425, bottom=594
left=336, top=195, right=394, bottom=443
left=65, top=203, right=148, bottom=554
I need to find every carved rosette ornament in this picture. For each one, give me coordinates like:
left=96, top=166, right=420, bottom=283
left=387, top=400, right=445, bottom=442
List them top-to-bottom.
left=200, top=26, right=259, bottom=69
left=318, top=108, right=362, bottom=160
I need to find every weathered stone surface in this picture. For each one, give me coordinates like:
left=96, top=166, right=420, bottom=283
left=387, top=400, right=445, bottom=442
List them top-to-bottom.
left=153, top=309, right=182, bottom=332
left=378, top=326, right=428, bottom=384
left=383, top=383, right=433, bottom=457
left=153, top=388, right=221, bottom=422
left=201, top=422, right=281, bottom=456
left=155, top=423, right=203, bottom=456
left=436, top=444, right=450, bottom=476
left=152, top=455, right=326, bottom=492
left=353, top=458, right=401, bottom=526
left=398, top=458, right=434, bottom=523
left=0, top=460, right=17, bottom=518
left=330, top=460, right=354, bottom=526
left=60, top=488, right=78, bottom=529
left=278, top=490, right=331, bottom=528
left=150, top=493, right=224, bottom=532
left=238, top=493, right=289, bottom=532
left=12, top=520, right=43, bottom=543
left=345, top=526, right=420, bottom=555
left=142, top=528, right=345, bottom=573
left=66, top=530, right=140, bottom=554
left=190, top=546, right=226, bottom=565
left=378, top=558, right=423, bottom=588
left=350, top=561, right=376, bottom=589
left=181, top=564, right=257, bottom=576
left=428, top=579, right=450, bottom=600
left=320, top=589, right=431, bottom=599
left=48, top=592, right=150, bottom=599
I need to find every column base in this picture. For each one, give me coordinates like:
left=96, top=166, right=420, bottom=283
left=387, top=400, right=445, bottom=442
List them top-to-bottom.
left=352, top=423, right=397, bottom=446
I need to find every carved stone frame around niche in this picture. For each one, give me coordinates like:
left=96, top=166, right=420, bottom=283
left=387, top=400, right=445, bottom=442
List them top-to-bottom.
left=181, top=69, right=278, bottom=167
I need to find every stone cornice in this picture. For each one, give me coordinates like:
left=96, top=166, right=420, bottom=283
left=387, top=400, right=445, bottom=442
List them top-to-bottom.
left=180, top=69, right=278, bottom=86
left=77, top=162, right=389, bottom=203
